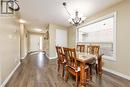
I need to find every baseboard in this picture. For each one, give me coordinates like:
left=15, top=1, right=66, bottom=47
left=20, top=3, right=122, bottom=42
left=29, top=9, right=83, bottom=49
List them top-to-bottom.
left=21, top=54, right=28, bottom=59
left=45, top=54, right=57, bottom=59
left=49, top=56, right=57, bottom=59
left=0, top=62, right=20, bottom=87
left=103, top=67, right=130, bottom=80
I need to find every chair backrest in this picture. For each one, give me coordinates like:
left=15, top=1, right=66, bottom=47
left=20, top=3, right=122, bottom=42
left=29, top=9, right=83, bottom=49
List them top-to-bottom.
left=77, top=45, right=85, bottom=52
left=87, top=45, right=100, bottom=56
left=56, top=46, right=64, bottom=62
left=87, top=46, right=93, bottom=54
left=63, top=47, right=78, bottom=70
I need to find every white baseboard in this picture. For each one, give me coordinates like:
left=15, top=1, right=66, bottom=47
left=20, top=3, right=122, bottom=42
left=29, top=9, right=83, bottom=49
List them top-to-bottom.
left=21, top=54, right=28, bottom=59
left=45, top=54, right=57, bottom=59
left=49, top=56, right=57, bottom=59
left=0, top=62, right=20, bottom=87
left=103, top=67, right=130, bottom=80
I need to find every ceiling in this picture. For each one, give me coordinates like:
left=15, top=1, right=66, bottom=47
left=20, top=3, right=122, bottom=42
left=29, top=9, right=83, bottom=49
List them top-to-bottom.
left=19, top=0, right=123, bottom=31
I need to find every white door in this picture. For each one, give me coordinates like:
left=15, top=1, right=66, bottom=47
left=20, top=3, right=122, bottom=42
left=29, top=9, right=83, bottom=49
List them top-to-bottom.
left=56, top=29, right=67, bottom=47
left=29, top=34, right=42, bottom=52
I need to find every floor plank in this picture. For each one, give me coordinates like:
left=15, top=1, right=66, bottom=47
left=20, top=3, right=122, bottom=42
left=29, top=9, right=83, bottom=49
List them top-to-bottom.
left=5, top=52, right=130, bottom=87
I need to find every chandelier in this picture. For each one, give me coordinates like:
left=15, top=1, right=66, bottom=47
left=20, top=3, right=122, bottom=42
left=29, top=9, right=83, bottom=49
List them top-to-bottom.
left=63, top=2, right=86, bottom=26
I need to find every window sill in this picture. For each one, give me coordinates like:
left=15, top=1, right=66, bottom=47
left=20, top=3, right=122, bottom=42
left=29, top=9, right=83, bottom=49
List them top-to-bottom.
left=102, top=55, right=116, bottom=62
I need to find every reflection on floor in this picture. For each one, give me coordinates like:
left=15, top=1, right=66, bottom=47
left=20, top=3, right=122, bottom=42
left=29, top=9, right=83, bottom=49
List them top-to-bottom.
left=5, top=52, right=130, bottom=87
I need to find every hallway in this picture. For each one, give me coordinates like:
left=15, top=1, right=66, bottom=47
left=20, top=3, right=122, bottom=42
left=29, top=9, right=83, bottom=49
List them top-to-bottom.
left=5, top=52, right=130, bottom=87
left=5, top=52, right=73, bottom=87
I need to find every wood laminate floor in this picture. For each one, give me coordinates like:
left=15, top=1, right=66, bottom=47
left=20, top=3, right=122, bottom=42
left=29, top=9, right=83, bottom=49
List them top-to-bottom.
left=5, top=52, right=130, bottom=87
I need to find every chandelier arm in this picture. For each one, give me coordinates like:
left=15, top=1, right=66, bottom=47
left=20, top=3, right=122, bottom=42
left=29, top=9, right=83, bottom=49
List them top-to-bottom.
left=64, top=5, right=71, bottom=17
left=79, top=18, right=81, bottom=23
left=72, top=19, right=76, bottom=24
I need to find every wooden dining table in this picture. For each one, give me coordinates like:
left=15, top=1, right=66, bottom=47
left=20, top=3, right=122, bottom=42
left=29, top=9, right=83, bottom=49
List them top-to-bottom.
left=76, top=52, right=103, bottom=87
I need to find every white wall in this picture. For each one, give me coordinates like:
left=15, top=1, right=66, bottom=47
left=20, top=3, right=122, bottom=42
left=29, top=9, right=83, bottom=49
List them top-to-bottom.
left=0, top=16, right=20, bottom=86
left=20, top=24, right=28, bottom=59
left=48, top=24, right=68, bottom=59
left=42, top=26, right=49, bottom=55
left=68, top=27, right=77, bottom=48
left=56, top=29, right=67, bottom=47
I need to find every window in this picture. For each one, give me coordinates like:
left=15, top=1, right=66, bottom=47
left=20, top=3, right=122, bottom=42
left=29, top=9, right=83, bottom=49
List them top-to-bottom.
left=77, top=12, right=116, bottom=61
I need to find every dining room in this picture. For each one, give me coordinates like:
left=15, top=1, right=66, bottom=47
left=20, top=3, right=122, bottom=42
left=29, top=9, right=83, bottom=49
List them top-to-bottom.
left=1, top=0, right=130, bottom=87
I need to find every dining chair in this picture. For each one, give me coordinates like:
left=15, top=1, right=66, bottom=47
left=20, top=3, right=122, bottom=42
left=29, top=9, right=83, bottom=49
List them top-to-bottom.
left=76, top=45, right=85, bottom=52
left=86, top=45, right=101, bottom=77
left=87, top=45, right=100, bottom=55
left=55, top=46, right=66, bottom=77
left=63, top=47, right=89, bottom=87
left=97, top=54, right=104, bottom=76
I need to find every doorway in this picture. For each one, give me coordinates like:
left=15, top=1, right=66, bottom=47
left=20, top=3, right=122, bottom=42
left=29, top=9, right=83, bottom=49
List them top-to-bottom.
left=29, top=34, right=43, bottom=52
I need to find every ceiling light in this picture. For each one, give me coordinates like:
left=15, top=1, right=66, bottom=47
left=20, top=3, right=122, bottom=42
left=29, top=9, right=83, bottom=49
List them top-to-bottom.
left=63, top=2, right=86, bottom=26
left=19, top=19, right=26, bottom=23
left=34, top=28, right=43, bottom=32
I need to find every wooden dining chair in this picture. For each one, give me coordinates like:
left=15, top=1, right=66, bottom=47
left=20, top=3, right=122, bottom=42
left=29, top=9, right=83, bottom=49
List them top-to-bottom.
left=77, top=45, right=85, bottom=52
left=86, top=45, right=100, bottom=78
left=87, top=45, right=100, bottom=55
left=87, top=45, right=93, bottom=54
left=89, top=45, right=104, bottom=75
left=55, top=46, right=66, bottom=77
left=63, top=47, right=89, bottom=87
left=96, top=54, right=104, bottom=76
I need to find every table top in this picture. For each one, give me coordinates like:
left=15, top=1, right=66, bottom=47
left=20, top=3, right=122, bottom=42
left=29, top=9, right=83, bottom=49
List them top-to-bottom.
left=76, top=52, right=97, bottom=63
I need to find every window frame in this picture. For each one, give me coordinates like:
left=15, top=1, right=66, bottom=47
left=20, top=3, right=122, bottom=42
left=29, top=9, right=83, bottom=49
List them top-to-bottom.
left=77, top=12, right=117, bottom=61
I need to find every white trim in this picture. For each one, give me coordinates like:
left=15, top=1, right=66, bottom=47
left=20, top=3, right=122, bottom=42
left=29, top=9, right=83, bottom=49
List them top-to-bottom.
left=77, top=12, right=117, bottom=61
left=77, top=12, right=117, bottom=28
left=113, top=12, right=117, bottom=61
left=21, top=53, right=28, bottom=59
left=45, top=54, right=57, bottom=59
left=102, top=55, right=116, bottom=61
left=49, top=56, right=57, bottom=59
left=0, top=62, right=20, bottom=87
left=103, top=67, right=130, bottom=80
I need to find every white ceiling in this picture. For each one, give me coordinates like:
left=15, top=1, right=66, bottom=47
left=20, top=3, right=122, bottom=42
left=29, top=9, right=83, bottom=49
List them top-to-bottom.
left=19, top=0, right=123, bottom=30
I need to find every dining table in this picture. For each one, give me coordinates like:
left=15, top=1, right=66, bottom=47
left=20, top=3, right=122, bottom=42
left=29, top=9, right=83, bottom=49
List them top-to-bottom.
left=76, top=52, right=103, bottom=87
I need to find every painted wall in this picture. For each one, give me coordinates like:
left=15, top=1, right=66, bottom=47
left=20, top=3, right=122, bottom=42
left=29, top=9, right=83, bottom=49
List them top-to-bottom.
left=68, top=0, right=130, bottom=77
left=0, top=16, right=20, bottom=86
left=20, top=24, right=29, bottom=59
left=48, top=24, right=68, bottom=59
left=43, top=25, right=49, bottom=55
left=68, top=27, right=77, bottom=48
left=56, top=29, right=68, bottom=47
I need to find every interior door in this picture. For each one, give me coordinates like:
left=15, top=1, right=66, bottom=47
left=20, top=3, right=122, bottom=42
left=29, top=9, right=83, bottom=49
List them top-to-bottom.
left=29, top=34, right=42, bottom=52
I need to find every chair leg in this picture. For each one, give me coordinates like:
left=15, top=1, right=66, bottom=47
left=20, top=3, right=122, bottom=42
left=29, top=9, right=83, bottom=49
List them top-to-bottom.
left=57, top=60, right=60, bottom=72
left=62, top=64, right=65, bottom=77
left=96, top=64, right=99, bottom=75
left=89, top=65, right=92, bottom=80
left=88, top=67, right=90, bottom=81
left=65, top=68, right=69, bottom=82
left=86, top=68, right=90, bottom=82
left=76, top=73, right=78, bottom=87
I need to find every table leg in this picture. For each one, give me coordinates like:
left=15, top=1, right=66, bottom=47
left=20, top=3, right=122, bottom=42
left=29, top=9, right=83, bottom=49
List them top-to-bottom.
left=98, top=55, right=103, bottom=76
left=80, top=62, right=86, bottom=87
left=89, top=64, right=92, bottom=80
